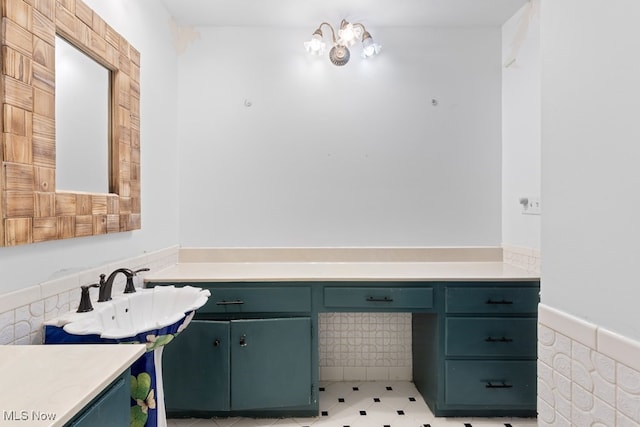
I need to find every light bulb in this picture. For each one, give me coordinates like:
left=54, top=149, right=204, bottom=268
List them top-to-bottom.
left=338, top=20, right=361, bottom=47
left=361, top=32, right=381, bottom=58
left=304, top=33, right=326, bottom=55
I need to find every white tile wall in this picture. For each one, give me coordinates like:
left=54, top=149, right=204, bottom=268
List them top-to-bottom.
left=0, top=246, right=179, bottom=346
left=539, top=303, right=640, bottom=427
left=318, top=313, right=413, bottom=381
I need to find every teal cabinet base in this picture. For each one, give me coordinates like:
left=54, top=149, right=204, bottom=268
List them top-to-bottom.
left=64, top=370, right=130, bottom=427
left=424, top=405, right=537, bottom=418
left=167, top=407, right=318, bottom=419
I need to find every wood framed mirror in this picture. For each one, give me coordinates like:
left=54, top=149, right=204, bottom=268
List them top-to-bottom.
left=0, top=0, right=141, bottom=246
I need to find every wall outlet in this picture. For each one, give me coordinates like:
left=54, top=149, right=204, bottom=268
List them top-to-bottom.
left=519, top=196, right=541, bottom=215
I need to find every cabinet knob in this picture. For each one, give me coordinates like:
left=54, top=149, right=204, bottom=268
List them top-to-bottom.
left=239, top=335, right=247, bottom=347
left=213, top=339, right=221, bottom=347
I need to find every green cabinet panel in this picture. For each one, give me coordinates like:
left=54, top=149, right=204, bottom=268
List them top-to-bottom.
left=416, top=282, right=539, bottom=417
left=199, top=287, right=311, bottom=314
left=324, top=287, right=433, bottom=310
left=446, top=287, right=539, bottom=314
left=163, top=317, right=312, bottom=414
left=231, top=318, right=312, bottom=410
left=445, top=318, right=537, bottom=357
left=163, top=320, right=231, bottom=412
left=445, top=360, right=537, bottom=407
left=65, top=370, right=130, bottom=427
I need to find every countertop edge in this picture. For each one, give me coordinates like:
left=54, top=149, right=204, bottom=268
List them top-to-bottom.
left=144, top=261, right=540, bottom=283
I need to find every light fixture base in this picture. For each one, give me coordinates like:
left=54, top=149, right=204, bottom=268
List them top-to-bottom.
left=329, top=45, right=350, bottom=66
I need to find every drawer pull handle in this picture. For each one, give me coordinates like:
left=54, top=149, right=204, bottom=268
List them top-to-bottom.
left=366, top=296, right=394, bottom=303
left=486, top=299, right=513, bottom=305
left=216, top=300, right=245, bottom=305
left=485, top=336, right=514, bottom=343
left=486, top=381, right=513, bottom=389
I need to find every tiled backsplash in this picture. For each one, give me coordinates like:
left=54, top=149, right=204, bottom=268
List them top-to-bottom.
left=503, top=244, right=541, bottom=274
left=0, top=246, right=179, bottom=346
left=539, top=304, right=640, bottom=427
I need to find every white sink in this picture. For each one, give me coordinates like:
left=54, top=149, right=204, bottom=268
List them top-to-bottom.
left=45, top=285, right=210, bottom=339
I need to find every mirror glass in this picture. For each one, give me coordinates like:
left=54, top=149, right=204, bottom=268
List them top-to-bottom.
left=55, top=35, right=110, bottom=193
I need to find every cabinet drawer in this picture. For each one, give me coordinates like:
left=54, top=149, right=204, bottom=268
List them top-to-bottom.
left=199, top=287, right=311, bottom=313
left=324, top=287, right=433, bottom=310
left=446, top=287, right=538, bottom=314
left=445, top=318, right=537, bottom=357
left=445, top=360, right=536, bottom=407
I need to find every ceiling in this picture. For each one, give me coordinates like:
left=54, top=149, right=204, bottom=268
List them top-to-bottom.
left=160, top=0, right=528, bottom=28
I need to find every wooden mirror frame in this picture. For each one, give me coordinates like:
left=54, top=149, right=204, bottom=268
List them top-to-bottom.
left=0, top=0, right=141, bottom=246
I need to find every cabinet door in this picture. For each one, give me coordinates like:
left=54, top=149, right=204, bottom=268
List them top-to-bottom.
left=230, top=317, right=312, bottom=410
left=163, top=320, right=231, bottom=412
left=67, top=371, right=129, bottom=427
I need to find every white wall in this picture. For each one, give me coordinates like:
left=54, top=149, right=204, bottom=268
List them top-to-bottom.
left=0, top=0, right=180, bottom=294
left=541, top=0, right=640, bottom=341
left=501, top=2, right=541, bottom=250
left=177, top=26, right=503, bottom=247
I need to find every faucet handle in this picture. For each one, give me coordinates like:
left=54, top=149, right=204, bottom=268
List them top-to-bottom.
left=124, top=268, right=150, bottom=294
left=97, top=273, right=111, bottom=302
left=123, top=276, right=136, bottom=294
left=77, top=283, right=99, bottom=313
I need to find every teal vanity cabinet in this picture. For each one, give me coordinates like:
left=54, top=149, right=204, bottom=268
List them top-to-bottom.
left=153, top=278, right=539, bottom=419
left=413, top=282, right=539, bottom=417
left=158, top=284, right=317, bottom=418
left=64, top=369, right=130, bottom=427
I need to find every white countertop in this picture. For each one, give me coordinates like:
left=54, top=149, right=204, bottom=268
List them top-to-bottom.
left=145, top=261, right=539, bottom=282
left=0, top=344, right=146, bottom=426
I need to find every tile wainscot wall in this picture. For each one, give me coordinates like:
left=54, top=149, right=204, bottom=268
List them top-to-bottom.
left=538, top=304, right=640, bottom=426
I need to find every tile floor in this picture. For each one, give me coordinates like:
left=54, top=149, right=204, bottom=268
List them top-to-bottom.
left=166, top=381, right=538, bottom=427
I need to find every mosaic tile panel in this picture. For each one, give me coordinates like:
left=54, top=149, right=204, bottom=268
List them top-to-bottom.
left=319, top=312, right=413, bottom=381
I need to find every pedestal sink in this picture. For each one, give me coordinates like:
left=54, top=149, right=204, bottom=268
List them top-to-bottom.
left=43, top=285, right=210, bottom=427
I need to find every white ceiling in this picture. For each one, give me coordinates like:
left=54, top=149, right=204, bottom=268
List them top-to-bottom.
left=160, top=0, right=528, bottom=28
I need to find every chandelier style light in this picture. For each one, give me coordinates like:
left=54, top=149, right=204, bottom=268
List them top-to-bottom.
left=304, top=19, right=381, bottom=66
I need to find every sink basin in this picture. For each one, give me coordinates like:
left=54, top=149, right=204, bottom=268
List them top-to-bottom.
left=44, top=284, right=210, bottom=427
left=45, top=285, right=210, bottom=339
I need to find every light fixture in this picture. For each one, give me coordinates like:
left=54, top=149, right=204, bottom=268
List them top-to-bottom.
left=304, top=19, right=381, bottom=66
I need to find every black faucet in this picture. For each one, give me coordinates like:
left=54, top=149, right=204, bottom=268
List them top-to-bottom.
left=98, top=267, right=151, bottom=302
left=98, top=269, right=131, bottom=302
left=77, top=283, right=100, bottom=313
